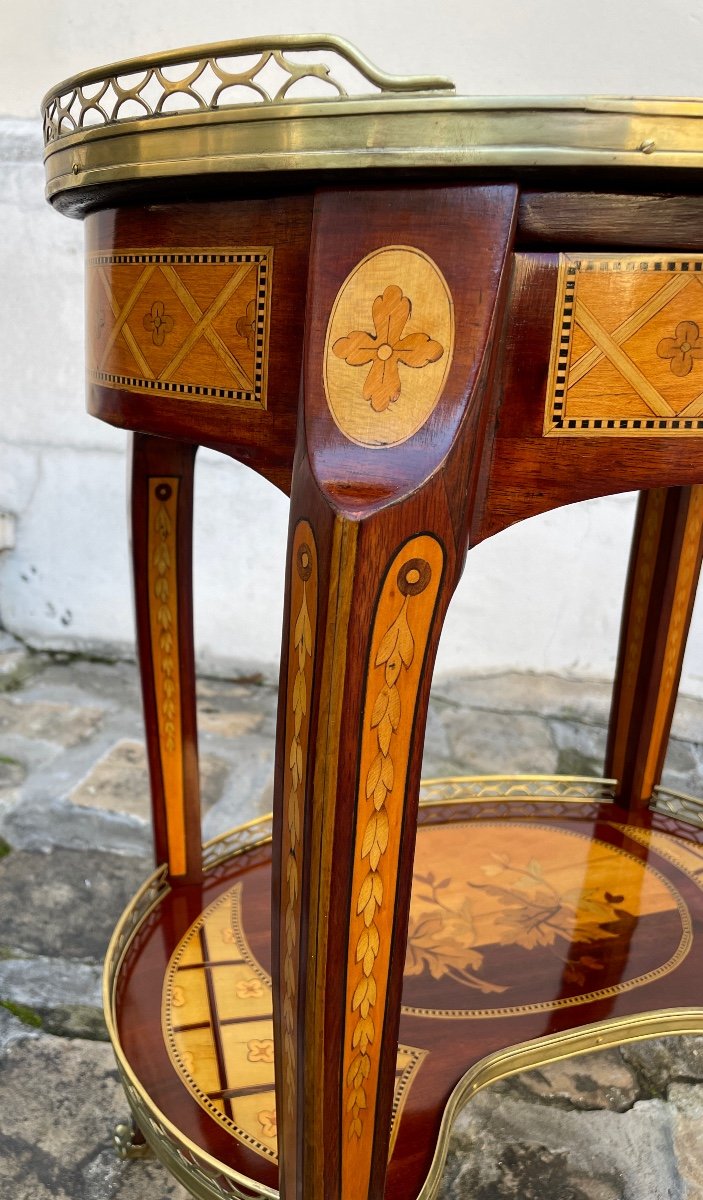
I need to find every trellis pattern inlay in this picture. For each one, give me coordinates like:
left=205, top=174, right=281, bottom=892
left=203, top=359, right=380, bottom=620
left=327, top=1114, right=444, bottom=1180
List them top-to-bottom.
left=87, top=249, right=271, bottom=407
left=545, top=255, right=703, bottom=436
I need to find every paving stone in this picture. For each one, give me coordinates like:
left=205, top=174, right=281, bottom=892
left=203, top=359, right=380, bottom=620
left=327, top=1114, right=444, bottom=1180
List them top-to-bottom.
left=0, top=632, right=38, bottom=692
left=22, top=657, right=142, bottom=713
left=2, top=658, right=703, bottom=1198
left=431, top=672, right=614, bottom=726
left=196, top=675, right=279, bottom=737
left=670, top=694, right=703, bottom=745
left=0, top=695, right=103, bottom=748
left=196, top=707, right=263, bottom=737
left=442, top=708, right=558, bottom=774
left=549, top=717, right=607, bottom=776
left=200, top=735, right=276, bottom=841
left=660, top=738, right=703, bottom=795
left=68, top=739, right=229, bottom=819
left=0, top=755, right=25, bottom=814
left=0, top=795, right=154, bottom=859
left=0, top=847, right=151, bottom=961
left=0, top=954, right=102, bottom=1010
left=0, top=1004, right=40, bottom=1051
left=40, top=1004, right=107, bottom=1041
left=0, top=1025, right=190, bottom=1200
left=621, top=1036, right=703, bottom=1095
left=512, top=1049, right=639, bottom=1112
left=669, top=1083, right=703, bottom=1200
left=437, top=1088, right=681, bottom=1200
left=439, top=1138, right=624, bottom=1200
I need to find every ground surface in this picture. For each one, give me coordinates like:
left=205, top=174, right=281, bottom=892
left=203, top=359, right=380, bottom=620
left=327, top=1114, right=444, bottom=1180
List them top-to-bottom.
left=2, top=631, right=703, bottom=1199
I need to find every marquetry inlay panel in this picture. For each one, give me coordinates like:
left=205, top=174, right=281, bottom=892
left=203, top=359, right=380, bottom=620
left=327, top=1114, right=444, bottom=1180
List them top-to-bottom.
left=324, top=246, right=454, bottom=448
left=87, top=248, right=272, bottom=407
left=545, top=254, right=703, bottom=436
left=147, top=477, right=186, bottom=877
left=280, top=522, right=317, bottom=1131
left=341, top=534, right=444, bottom=1197
left=401, top=821, right=691, bottom=1019
left=162, top=884, right=426, bottom=1163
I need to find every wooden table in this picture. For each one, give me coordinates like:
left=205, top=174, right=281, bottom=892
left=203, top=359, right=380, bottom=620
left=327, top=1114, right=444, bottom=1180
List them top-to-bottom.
left=43, top=35, right=703, bottom=1200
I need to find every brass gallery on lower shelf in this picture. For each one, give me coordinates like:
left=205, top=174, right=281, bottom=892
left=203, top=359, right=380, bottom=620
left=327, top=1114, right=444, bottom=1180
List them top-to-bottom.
left=102, top=774, right=703, bottom=1200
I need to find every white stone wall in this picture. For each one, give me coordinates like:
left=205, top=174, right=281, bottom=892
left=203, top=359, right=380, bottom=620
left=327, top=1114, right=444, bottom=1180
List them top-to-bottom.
left=3, top=1, right=703, bottom=692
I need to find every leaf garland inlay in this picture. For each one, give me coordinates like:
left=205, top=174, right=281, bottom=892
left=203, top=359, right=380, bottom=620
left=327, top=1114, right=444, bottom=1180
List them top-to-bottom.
left=332, top=284, right=444, bottom=412
left=152, top=482, right=177, bottom=755
left=281, top=528, right=316, bottom=1120
left=346, top=551, right=439, bottom=1145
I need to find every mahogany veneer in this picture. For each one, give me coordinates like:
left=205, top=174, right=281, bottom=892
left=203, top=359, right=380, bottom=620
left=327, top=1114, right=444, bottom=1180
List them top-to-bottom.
left=43, top=36, right=703, bottom=1200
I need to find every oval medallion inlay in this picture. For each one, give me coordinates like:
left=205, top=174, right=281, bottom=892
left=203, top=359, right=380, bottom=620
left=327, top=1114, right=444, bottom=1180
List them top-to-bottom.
left=324, top=246, right=455, bottom=448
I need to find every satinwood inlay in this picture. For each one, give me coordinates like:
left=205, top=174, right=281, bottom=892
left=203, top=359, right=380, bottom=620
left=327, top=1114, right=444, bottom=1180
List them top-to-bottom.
left=324, top=247, right=454, bottom=447
left=87, top=248, right=272, bottom=407
left=545, top=254, right=703, bottom=436
left=147, top=477, right=186, bottom=876
left=341, top=534, right=444, bottom=1196
left=162, top=884, right=426, bottom=1162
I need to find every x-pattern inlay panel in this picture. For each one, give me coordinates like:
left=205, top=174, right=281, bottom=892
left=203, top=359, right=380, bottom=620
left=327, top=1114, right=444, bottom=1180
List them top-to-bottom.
left=87, top=248, right=272, bottom=408
left=545, top=255, right=703, bottom=436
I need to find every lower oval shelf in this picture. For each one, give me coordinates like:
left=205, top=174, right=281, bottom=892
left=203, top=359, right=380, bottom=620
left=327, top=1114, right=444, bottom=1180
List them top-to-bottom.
left=104, top=777, right=703, bottom=1200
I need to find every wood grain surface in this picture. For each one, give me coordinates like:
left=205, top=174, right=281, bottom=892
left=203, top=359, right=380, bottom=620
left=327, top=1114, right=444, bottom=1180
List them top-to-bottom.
left=82, top=178, right=703, bottom=1200
left=117, top=802, right=703, bottom=1200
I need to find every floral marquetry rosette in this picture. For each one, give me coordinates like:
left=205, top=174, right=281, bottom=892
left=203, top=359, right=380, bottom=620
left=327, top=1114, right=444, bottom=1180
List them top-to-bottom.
left=324, top=246, right=454, bottom=448
left=402, top=822, right=692, bottom=1019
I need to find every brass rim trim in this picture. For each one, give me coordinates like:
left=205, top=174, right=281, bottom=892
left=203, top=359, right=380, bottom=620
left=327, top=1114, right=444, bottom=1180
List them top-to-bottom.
left=41, top=35, right=703, bottom=202
left=44, top=103, right=703, bottom=203
left=418, top=773, right=617, bottom=806
left=652, top=782, right=703, bottom=828
left=103, top=783, right=703, bottom=1199
left=418, top=1007, right=703, bottom=1200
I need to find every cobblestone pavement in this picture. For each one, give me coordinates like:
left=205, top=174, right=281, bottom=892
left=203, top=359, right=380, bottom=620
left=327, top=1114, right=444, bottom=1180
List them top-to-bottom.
left=2, top=630, right=703, bottom=1199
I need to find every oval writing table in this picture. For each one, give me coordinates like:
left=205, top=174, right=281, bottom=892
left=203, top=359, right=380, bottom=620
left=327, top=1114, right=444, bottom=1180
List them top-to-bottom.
left=42, top=35, right=703, bottom=1200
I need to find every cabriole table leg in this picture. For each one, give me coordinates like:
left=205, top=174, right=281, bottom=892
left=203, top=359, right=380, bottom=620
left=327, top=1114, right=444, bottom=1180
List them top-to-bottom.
left=271, top=184, right=517, bottom=1200
left=130, top=433, right=202, bottom=882
left=606, top=485, right=703, bottom=809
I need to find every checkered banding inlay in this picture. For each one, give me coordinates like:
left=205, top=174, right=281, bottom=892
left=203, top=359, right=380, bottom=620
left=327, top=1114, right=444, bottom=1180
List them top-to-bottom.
left=87, top=248, right=272, bottom=408
left=544, top=255, right=703, bottom=437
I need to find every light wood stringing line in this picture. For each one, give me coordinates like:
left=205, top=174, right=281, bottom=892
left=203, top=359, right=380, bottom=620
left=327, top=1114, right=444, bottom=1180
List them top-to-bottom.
left=574, top=299, right=676, bottom=417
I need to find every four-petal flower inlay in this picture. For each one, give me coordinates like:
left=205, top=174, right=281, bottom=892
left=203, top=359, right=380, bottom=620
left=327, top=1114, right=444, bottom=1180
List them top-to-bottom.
left=332, top=284, right=444, bottom=412
left=236, top=299, right=257, bottom=351
left=143, top=300, right=174, bottom=346
left=657, top=320, right=703, bottom=377
left=236, top=976, right=264, bottom=999
left=247, top=1038, right=275, bottom=1063
left=258, top=1109, right=277, bottom=1139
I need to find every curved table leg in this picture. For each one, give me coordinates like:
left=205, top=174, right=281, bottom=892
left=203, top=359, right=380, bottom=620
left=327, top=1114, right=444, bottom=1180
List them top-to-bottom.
left=271, top=185, right=517, bottom=1200
left=130, top=433, right=202, bottom=883
left=606, top=485, right=703, bottom=809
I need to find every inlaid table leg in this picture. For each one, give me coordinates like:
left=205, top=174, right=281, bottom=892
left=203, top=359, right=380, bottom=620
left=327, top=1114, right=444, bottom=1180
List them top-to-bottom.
left=271, top=185, right=517, bottom=1200
left=130, top=433, right=202, bottom=882
left=606, top=485, right=703, bottom=809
